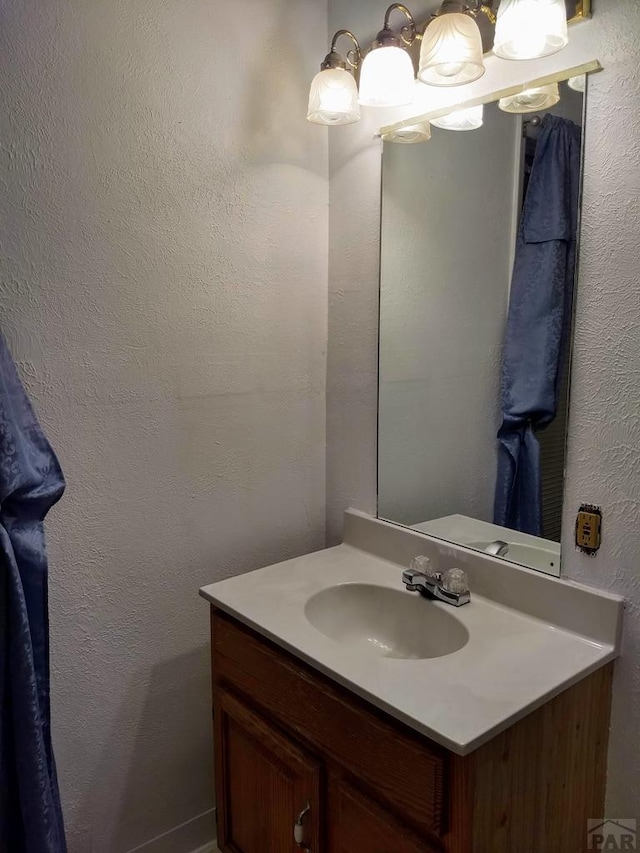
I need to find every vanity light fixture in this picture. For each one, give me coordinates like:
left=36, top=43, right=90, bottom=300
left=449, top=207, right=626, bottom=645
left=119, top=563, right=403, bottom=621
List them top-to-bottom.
left=309, top=0, right=579, bottom=127
left=418, top=0, right=487, bottom=88
left=493, top=0, right=568, bottom=61
left=358, top=4, right=417, bottom=108
left=307, top=30, right=362, bottom=125
left=498, top=81, right=560, bottom=113
left=431, top=103, right=484, bottom=131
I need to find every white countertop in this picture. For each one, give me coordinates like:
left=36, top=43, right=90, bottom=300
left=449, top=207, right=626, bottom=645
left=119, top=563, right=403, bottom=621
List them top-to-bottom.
left=200, top=512, right=623, bottom=755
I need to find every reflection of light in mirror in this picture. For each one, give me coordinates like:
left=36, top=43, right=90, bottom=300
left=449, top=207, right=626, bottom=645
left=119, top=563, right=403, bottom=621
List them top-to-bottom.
left=494, top=0, right=568, bottom=61
left=418, top=12, right=485, bottom=87
left=359, top=46, right=415, bottom=107
left=307, top=68, right=361, bottom=125
left=568, top=74, right=586, bottom=92
left=499, top=82, right=560, bottom=113
left=431, top=104, right=483, bottom=131
left=382, top=120, right=432, bottom=144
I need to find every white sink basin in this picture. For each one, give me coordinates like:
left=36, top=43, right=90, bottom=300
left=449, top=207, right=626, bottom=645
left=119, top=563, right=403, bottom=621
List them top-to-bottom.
left=201, top=511, right=622, bottom=753
left=467, top=541, right=559, bottom=573
left=304, top=583, right=469, bottom=660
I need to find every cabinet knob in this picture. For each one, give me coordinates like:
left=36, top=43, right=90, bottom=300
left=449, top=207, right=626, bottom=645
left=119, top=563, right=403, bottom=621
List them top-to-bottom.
left=294, top=800, right=311, bottom=849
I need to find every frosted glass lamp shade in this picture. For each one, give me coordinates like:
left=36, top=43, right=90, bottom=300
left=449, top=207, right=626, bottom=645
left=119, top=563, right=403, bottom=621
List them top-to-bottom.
left=494, top=0, right=568, bottom=60
left=418, top=13, right=485, bottom=87
left=358, top=46, right=415, bottom=108
left=307, top=68, right=360, bottom=125
left=568, top=74, right=586, bottom=92
left=499, top=82, right=560, bottom=113
left=431, top=104, right=484, bottom=131
left=381, top=121, right=432, bottom=144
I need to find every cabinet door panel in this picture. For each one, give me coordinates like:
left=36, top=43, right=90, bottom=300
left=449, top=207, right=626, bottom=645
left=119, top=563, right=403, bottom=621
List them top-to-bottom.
left=211, top=610, right=446, bottom=837
left=215, top=689, right=321, bottom=853
left=328, top=775, right=440, bottom=853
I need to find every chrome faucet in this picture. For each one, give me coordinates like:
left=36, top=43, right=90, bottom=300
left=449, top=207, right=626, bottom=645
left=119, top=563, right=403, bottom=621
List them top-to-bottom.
left=484, top=540, right=509, bottom=557
left=402, top=557, right=470, bottom=607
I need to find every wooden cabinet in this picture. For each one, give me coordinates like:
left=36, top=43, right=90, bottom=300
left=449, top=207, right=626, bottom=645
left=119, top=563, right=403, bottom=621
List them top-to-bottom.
left=210, top=608, right=613, bottom=853
left=214, top=689, right=321, bottom=852
left=328, top=775, right=439, bottom=853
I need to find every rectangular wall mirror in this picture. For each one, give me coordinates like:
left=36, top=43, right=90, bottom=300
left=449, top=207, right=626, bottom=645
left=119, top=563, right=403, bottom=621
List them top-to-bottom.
left=377, top=73, right=588, bottom=577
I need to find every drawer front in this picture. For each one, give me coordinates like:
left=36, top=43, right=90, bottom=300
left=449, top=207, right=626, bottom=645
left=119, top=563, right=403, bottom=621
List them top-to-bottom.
left=211, top=609, right=447, bottom=838
left=328, top=772, right=442, bottom=853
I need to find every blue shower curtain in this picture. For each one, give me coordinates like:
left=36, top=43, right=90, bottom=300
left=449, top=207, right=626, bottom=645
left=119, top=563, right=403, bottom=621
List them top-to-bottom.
left=494, top=114, right=582, bottom=536
left=0, top=332, right=67, bottom=853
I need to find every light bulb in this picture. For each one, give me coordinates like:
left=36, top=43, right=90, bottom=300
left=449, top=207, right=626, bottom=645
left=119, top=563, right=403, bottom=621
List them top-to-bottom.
left=494, top=0, right=568, bottom=61
left=418, top=12, right=485, bottom=87
left=509, top=23, right=547, bottom=59
left=358, top=45, right=415, bottom=108
left=439, top=62, right=464, bottom=78
left=307, top=68, right=360, bottom=125
left=498, top=82, right=560, bottom=113
left=431, top=104, right=484, bottom=131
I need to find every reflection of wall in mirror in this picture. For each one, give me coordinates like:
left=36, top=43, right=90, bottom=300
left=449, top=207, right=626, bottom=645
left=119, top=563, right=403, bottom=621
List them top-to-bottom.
left=378, top=104, right=520, bottom=528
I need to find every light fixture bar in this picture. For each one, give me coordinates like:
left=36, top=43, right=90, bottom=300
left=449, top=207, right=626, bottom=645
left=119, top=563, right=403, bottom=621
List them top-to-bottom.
left=309, top=1, right=593, bottom=128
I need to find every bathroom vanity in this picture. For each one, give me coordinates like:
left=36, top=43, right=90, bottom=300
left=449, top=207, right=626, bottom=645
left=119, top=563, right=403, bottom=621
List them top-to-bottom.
left=201, top=511, right=622, bottom=853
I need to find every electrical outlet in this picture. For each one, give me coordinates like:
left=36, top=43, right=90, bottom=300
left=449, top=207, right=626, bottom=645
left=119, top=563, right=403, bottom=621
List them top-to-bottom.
left=575, top=505, right=602, bottom=555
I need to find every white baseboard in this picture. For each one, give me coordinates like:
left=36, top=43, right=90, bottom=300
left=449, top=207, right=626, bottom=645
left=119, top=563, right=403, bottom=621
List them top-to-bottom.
left=127, top=808, right=216, bottom=853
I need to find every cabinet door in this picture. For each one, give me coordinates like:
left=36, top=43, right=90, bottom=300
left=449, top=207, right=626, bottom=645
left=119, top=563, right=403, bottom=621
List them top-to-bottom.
left=214, top=689, right=321, bottom=853
left=328, top=774, right=439, bottom=853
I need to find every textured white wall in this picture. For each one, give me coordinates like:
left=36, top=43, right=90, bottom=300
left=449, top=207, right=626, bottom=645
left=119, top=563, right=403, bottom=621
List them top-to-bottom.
left=326, top=0, right=441, bottom=544
left=328, top=0, right=640, bottom=816
left=560, top=0, right=640, bottom=815
left=0, top=1, right=328, bottom=851
left=378, top=104, right=516, bottom=526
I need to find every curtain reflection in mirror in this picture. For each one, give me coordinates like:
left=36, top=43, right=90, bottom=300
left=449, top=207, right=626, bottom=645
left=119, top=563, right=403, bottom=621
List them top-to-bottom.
left=494, top=114, right=582, bottom=536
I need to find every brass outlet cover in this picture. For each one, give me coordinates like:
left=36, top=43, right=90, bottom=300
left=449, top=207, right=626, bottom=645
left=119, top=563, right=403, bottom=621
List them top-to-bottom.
left=575, top=505, right=602, bottom=555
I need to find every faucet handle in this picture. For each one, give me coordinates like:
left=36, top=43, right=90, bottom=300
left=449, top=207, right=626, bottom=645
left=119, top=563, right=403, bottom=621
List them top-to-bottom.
left=409, top=554, right=439, bottom=580
left=442, top=568, right=469, bottom=595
